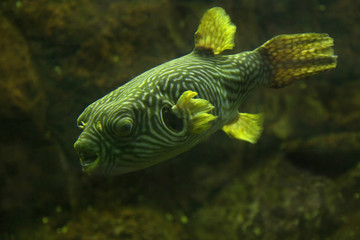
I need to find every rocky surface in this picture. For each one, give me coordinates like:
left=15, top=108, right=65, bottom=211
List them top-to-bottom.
left=190, top=156, right=359, bottom=240
left=18, top=206, right=183, bottom=240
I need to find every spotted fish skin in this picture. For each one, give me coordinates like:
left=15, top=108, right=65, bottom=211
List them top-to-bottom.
left=74, top=7, right=337, bottom=175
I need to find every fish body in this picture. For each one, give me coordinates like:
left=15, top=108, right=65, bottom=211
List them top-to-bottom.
left=74, top=7, right=337, bottom=175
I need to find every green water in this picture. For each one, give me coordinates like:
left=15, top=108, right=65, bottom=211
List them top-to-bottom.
left=0, top=0, right=359, bottom=239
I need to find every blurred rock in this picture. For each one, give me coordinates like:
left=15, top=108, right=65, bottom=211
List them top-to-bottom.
left=1, top=0, right=183, bottom=92
left=0, top=12, right=44, bottom=121
left=283, top=132, right=360, bottom=176
left=190, top=156, right=346, bottom=240
left=329, top=162, right=360, bottom=240
left=17, top=205, right=182, bottom=240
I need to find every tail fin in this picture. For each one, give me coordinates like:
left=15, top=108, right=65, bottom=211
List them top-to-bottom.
left=256, top=33, right=337, bottom=88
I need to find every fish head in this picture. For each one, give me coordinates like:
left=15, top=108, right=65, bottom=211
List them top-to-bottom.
left=74, top=92, right=193, bottom=175
left=74, top=99, right=137, bottom=175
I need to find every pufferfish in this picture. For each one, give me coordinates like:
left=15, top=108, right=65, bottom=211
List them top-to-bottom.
left=74, top=7, right=337, bottom=175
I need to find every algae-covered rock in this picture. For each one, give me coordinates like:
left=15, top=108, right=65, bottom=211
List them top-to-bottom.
left=2, top=0, right=180, bottom=91
left=0, top=12, right=44, bottom=120
left=263, top=80, right=360, bottom=176
left=283, top=131, right=360, bottom=176
left=191, top=156, right=344, bottom=240
left=327, top=162, right=360, bottom=240
left=17, top=205, right=182, bottom=240
left=329, top=211, right=360, bottom=240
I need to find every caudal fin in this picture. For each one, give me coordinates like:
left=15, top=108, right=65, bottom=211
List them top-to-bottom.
left=256, top=33, right=337, bottom=88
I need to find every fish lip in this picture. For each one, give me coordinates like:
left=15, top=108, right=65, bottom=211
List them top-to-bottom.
left=80, top=153, right=100, bottom=174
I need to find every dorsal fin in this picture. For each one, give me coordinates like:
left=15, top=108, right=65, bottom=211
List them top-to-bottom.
left=194, top=7, right=236, bottom=55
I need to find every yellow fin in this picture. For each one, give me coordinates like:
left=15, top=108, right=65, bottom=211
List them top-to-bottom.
left=194, top=7, right=236, bottom=55
left=256, top=33, right=337, bottom=88
left=172, top=91, right=217, bottom=134
left=222, top=113, right=264, bottom=144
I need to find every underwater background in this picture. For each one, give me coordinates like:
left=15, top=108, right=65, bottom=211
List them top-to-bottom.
left=0, top=0, right=359, bottom=239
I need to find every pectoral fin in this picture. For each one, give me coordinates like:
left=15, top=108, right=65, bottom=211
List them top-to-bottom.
left=172, top=90, right=217, bottom=134
left=222, top=113, right=264, bottom=143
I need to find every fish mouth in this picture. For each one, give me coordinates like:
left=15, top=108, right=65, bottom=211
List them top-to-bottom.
left=80, top=152, right=100, bottom=174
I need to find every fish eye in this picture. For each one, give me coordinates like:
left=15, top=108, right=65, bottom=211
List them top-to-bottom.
left=161, top=105, right=184, bottom=132
left=113, top=117, right=133, bottom=136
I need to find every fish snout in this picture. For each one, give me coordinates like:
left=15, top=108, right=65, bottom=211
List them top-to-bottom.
left=74, top=137, right=100, bottom=173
